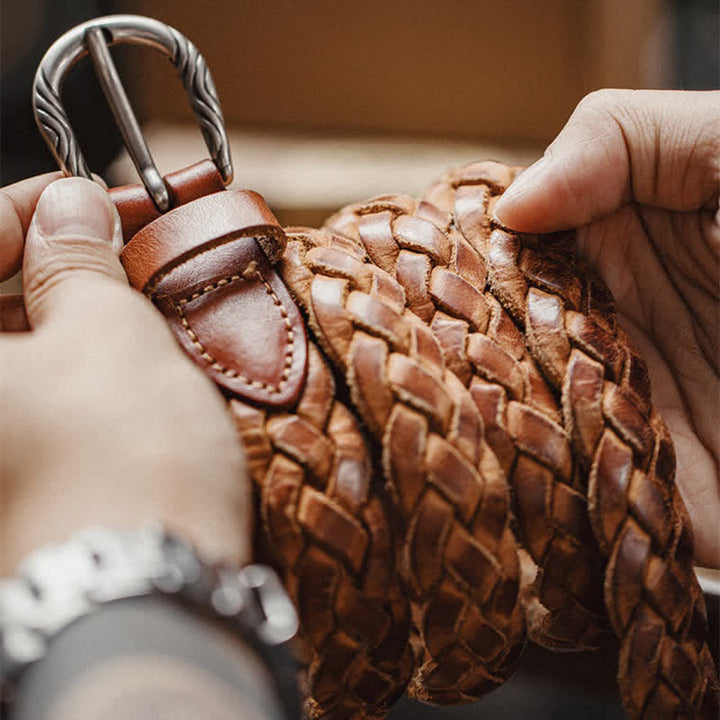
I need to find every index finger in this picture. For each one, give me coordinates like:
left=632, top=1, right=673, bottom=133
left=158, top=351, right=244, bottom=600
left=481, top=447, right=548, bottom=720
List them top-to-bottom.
left=0, top=172, right=62, bottom=282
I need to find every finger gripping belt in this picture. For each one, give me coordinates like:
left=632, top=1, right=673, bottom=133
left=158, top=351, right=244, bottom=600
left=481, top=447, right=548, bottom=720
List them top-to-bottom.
left=116, top=159, right=718, bottom=719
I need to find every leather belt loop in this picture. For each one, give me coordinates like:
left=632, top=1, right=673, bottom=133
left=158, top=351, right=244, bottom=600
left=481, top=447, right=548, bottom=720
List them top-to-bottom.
left=118, top=188, right=306, bottom=409
left=120, top=189, right=287, bottom=294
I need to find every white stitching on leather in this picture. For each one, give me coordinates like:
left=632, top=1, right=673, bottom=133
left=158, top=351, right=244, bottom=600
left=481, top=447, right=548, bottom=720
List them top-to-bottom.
left=173, top=269, right=295, bottom=394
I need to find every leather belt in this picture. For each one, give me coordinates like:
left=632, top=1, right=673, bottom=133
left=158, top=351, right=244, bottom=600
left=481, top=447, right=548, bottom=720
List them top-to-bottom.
left=32, top=15, right=719, bottom=719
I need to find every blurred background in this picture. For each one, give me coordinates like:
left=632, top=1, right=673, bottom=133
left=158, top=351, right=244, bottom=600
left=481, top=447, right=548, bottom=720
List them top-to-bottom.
left=2, top=0, right=719, bottom=225
left=1, top=1, right=718, bottom=717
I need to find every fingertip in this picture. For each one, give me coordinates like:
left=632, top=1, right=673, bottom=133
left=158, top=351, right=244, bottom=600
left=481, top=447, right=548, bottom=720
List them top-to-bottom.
left=493, top=157, right=572, bottom=233
left=0, top=172, right=63, bottom=282
left=90, top=173, right=109, bottom=190
left=23, top=177, right=128, bottom=328
left=33, top=178, right=114, bottom=239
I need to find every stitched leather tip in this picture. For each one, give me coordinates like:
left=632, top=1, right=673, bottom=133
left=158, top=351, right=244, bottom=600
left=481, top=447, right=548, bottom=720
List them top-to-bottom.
left=120, top=190, right=307, bottom=408
left=153, top=236, right=308, bottom=408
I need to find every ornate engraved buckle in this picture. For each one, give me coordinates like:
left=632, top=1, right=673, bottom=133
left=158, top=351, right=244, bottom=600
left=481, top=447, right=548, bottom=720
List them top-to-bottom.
left=32, top=15, right=233, bottom=212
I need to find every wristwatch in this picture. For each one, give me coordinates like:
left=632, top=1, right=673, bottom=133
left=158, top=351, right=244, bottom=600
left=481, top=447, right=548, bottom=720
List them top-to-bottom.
left=0, top=525, right=301, bottom=719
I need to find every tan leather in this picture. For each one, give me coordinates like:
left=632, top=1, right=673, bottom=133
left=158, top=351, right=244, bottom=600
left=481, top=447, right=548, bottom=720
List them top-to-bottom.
left=110, top=159, right=226, bottom=242
left=321, top=161, right=718, bottom=719
left=116, top=162, right=719, bottom=720
left=326, top=174, right=608, bottom=652
left=119, top=188, right=414, bottom=718
left=121, top=189, right=287, bottom=293
left=120, top=190, right=307, bottom=409
left=279, top=230, right=525, bottom=707
left=237, top=342, right=414, bottom=718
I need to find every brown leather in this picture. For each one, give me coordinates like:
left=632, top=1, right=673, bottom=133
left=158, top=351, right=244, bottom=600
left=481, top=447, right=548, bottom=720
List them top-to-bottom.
left=110, top=159, right=227, bottom=242
left=119, top=161, right=718, bottom=719
left=321, top=161, right=718, bottom=718
left=325, top=177, right=609, bottom=652
left=120, top=185, right=414, bottom=718
left=122, top=189, right=287, bottom=293
left=120, top=190, right=307, bottom=409
left=278, top=230, right=526, bottom=706
left=236, top=342, right=413, bottom=719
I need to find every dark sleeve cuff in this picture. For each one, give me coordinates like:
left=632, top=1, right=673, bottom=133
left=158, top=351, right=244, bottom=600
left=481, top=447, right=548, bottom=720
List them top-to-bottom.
left=11, top=596, right=287, bottom=720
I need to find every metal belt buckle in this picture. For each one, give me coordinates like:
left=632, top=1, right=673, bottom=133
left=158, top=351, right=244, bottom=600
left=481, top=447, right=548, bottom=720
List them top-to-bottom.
left=32, top=14, right=233, bottom=212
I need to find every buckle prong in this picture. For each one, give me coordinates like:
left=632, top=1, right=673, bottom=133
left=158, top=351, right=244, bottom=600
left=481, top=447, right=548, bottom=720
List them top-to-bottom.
left=32, top=15, right=233, bottom=212
left=85, top=27, right=170, bottom=211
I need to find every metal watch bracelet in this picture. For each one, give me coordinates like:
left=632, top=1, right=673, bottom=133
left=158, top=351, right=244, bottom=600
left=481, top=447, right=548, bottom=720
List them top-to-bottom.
left=0, top=525, right=301, bottom=719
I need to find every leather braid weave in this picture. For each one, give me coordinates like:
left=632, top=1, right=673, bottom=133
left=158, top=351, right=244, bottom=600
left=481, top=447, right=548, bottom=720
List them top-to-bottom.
left=134, top=158, right=717, bottom=718
left=316, top=160, right=717, bottom=718
left=422, top=162, right=718, bottom=719
left=324, top=183, right=610, bottom=653
left=279, top=229, right=526, bottom=705
left=230, top=341, right=413, bottom=719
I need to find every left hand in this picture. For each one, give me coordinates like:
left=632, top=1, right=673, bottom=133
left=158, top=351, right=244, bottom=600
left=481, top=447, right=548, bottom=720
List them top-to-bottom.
left=0, top=174, right=250, bottom=574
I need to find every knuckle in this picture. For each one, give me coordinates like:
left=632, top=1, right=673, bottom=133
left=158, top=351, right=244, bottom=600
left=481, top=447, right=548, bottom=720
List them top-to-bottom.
left=577, top=88, right=631, bottom=115
left=574, top=89, right=667, bottom=146
left=27, top=238, right=122, bottom=286
left=24, top=240, right=126, bottom=316
left=25, top=260, right=116, bottom=318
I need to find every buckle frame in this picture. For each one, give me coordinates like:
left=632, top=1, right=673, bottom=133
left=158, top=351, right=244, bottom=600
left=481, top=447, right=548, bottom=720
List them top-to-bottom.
left=32, top=14, right=233, bottom=212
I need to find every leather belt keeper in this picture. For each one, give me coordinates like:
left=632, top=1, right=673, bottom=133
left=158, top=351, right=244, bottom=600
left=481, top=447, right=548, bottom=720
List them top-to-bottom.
left=110, top=159, right=226, bottom=242
left=119, top=188, right=308, bottom=408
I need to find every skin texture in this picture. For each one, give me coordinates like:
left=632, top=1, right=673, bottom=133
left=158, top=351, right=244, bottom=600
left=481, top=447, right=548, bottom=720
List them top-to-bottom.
left=494, top=89, right=720, bottom=568
left=0, top=176, right=250, bottom=573
left=0, top=177, right=282, bottom=719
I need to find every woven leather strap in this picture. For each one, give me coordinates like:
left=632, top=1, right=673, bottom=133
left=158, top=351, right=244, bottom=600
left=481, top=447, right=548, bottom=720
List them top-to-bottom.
left=113, top=160, right=718, bottom=719
left=321, top=161, right=718, bottom=718
left=423, top=162, right=718, bottom=719
left=115, top=177, right=414, bottom=718
left=324, top=187, right=609, bottom=652
left=280, top=229, right=526, bottom=704
left=234, top=342, right=413, bottom=719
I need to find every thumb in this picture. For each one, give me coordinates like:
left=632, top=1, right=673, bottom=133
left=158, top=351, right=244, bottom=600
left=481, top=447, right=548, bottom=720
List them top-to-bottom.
left=494, top=89, right=720, bottom=232
left=23, top=177, right=126, bottom=328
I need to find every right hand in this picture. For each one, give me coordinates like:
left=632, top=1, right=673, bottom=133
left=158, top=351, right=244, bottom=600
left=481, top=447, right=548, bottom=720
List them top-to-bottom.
left=494, top=89, right=720, bottom=568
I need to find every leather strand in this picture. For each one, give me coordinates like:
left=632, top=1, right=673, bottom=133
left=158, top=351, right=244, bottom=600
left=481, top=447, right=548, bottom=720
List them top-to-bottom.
left=116, top=160, right=718, bottom=719
left=315, top=161, right=718, bottom=718
left=422, top=162, right=718, bottom=719
left=119, top=185, right=411, bottom=719
left=323, top=185, right=610, bottom=652
left=279, top=228, right=526, bottom=704
left=232, top=343, right=413, bottom=720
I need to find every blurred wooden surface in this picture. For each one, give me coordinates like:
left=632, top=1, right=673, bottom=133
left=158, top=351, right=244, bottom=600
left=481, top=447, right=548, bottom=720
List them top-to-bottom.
left=120, top=0, right=664, bottom=145
left=107, top=124, right=541, bottom=226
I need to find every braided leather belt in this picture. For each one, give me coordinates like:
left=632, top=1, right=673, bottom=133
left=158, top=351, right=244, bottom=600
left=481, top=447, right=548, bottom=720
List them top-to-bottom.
left=33, top=15, right=718, bottom=720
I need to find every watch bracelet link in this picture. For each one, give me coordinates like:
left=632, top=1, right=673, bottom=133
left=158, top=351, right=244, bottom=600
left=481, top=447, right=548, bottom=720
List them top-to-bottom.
left=0, top=525, right=301, bottom=719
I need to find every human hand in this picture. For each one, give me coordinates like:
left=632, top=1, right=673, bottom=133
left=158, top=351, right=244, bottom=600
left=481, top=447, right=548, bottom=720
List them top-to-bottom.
left=494, top=89, right=719, bottom=568
left=0, top=175, right=248, bottom=574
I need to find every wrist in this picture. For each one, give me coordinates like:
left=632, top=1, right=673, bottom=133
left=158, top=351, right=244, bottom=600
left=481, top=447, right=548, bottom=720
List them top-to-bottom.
left=1, top=467, right=249, bottom=575
left=1, top=526, right=300, bottom=719
left=12, top=597, right=286, bottom=720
